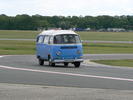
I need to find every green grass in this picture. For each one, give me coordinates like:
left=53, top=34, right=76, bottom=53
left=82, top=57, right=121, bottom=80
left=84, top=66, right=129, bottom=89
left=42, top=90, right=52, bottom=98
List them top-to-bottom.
left=0, top=30, right=133, bottom=41
left=0, top=30, right=39, bottom=39
left=0, top=30, right=133, bottom=54
left=77, top=31, right=133, bottom=41
left=0, top=40, right=133, bottom=55
left=0, top=40, right=35, bottom=55
left=83, top=43, right=133, bottom=54
left=93, top=60, right=133, bottom=67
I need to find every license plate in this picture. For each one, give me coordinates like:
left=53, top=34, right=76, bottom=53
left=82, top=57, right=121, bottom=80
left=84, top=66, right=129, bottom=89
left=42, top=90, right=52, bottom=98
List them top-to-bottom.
left=65, top=59, right=73, bottom=62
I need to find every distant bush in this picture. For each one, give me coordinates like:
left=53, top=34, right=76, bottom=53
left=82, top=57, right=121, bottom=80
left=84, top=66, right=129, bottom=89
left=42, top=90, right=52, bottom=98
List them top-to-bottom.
left=0, top=14, right=133, bottom=30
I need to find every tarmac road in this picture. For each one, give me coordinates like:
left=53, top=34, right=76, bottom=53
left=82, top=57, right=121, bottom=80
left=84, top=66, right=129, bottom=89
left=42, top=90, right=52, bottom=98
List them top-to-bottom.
left=0, top=55, right=133, bottom=90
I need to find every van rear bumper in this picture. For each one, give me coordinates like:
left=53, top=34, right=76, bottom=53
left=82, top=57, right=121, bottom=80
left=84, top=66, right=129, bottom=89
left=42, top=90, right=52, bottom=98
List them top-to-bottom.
left=53, top=59, right=83, bottom=63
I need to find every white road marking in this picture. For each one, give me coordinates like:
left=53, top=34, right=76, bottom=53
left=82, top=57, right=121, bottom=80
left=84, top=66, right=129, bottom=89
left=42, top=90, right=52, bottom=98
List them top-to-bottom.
left=0, top=56, right=3, bottom=58
left=0, top=65, right=133, bottom=82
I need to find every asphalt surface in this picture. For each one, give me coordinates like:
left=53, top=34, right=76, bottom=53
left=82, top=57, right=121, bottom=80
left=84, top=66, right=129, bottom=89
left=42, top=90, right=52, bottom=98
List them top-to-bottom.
left=0, top=55, right=133, bottom=90
left=1, top=83, right=133, bottom=100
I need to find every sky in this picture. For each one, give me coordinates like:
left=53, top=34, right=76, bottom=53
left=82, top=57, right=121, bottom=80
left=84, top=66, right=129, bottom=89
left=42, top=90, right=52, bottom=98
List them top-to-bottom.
left=0, top=0, right=133, bottom=16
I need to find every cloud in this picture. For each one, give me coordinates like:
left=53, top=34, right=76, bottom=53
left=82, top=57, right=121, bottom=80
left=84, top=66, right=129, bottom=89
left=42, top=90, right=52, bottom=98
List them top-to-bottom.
left=0, top=0, right=133, bottom=16
left=0, top=0, right=37, bottom=15
left=34, top=0, right=133, bottom=16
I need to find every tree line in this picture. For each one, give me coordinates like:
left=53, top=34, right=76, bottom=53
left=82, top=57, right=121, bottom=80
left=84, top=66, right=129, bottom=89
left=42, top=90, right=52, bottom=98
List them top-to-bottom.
left=0, top=14, right=133, bottom=30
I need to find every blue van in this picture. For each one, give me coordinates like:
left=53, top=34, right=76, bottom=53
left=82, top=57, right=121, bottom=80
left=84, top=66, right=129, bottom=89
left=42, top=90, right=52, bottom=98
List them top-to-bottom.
left=36, top=30, right=83, bottom=67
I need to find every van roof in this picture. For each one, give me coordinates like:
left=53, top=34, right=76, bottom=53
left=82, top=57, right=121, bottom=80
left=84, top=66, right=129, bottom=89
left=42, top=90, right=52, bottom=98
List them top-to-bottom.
left=39, top=30, right=77, bottom=36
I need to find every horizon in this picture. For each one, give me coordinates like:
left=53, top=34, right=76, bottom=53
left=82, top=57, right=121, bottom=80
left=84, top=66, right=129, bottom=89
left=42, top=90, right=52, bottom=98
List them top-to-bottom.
left=0, top=14, right=133, bottom=17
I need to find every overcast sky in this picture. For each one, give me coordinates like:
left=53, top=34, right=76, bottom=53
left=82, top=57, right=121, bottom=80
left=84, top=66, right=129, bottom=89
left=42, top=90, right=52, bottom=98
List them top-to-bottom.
left=0, top=0, right=133, bottom=16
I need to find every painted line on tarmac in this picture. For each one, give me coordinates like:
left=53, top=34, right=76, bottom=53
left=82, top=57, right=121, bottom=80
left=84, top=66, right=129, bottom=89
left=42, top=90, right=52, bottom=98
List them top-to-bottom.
left=0, top=55, right=12, bottom=58
left=0, top=56, right=3, bottom=58
left=0, top=65, right=133, bottom=82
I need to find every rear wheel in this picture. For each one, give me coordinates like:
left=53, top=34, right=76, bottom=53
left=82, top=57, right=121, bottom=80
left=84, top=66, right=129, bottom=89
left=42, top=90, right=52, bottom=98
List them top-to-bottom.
left=48, top=56, right=55, bottom=67
left=38, top=59, right=44, bottom=66
left=64, top=62, right=69, bottom=67
left=74, top=62, right=80, bottom=68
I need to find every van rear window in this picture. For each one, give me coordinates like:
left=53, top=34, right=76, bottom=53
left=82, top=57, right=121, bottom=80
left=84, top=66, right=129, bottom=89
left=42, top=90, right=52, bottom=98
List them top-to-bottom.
left=54, top=34, right=81, bottom=44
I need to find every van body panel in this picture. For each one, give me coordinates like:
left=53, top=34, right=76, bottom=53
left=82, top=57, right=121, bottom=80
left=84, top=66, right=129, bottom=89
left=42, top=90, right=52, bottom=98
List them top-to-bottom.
left=36, top=44, right=51, bottom=60
left=50, top=44, right=83, bottom=61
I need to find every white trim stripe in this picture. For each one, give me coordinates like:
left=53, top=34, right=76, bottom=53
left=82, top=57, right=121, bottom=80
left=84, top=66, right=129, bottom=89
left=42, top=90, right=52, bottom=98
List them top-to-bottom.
left=0, top=65, right=133, bottom=82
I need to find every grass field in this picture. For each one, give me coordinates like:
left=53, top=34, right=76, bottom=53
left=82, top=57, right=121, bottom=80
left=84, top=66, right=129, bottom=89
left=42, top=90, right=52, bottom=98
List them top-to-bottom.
left=0, top=30, right=133, bottom=41
left=0, top=30, right=133, bottom=67
left=0, top=30, right=38, bottom=39
left=0, top=30, right=133, bottom=54
left=77, top=31, right=133, bottom=41
left=0, top=40, right=133, bottom=55
left=0, top=40, right=35, bottom=55
left=83, top=43, right=133, bottom=54
left=93, top=60, right=133, bottom=67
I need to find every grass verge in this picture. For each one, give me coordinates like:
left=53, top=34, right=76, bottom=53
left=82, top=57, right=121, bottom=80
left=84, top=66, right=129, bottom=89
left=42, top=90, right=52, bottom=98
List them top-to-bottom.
left=0, top=30, right=133, bottom=41
left=0, top=30, right=39, bottom=39
left=77, top=31, right=133, bottom=41
left=0, top=40, right=133, bottom=55
left=0, top=40, right=35, bottom=55
left=83, top=43, right=133, bottom=54
left=93, top=60, right=133, bottom=67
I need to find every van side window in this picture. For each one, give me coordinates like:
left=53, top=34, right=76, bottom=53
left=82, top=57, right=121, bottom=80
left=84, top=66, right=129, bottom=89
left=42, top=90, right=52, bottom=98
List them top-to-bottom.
left=44, top=35, right=50, bottom=44
left=37, top=36, right=44, bottom=43
left=49, top=36, right=53, bottom=44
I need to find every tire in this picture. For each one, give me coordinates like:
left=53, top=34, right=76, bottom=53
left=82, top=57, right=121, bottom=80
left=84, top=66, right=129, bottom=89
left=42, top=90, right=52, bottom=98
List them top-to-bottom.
left=48, top=56, right=55, bottom=67
left=39, top=59, right=44, bottom=66
left=64, top=62, right=69, bottom=67
left=74, top=62, right=80, bottom=68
